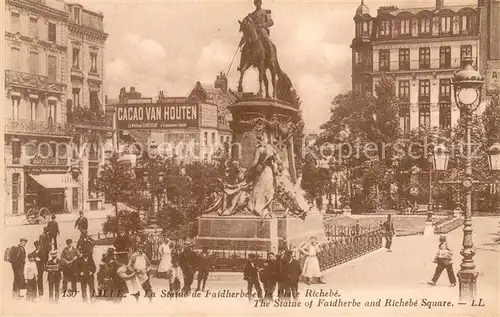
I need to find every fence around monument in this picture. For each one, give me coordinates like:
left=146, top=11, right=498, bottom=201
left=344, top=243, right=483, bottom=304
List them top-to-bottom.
left=142, top=226, right=384, bottom=272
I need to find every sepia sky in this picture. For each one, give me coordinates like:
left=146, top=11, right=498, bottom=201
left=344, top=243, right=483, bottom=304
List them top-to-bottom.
left=76, top=0, right=473, bottom=131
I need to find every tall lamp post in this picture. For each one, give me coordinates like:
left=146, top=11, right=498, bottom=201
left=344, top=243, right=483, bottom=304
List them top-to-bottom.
left=434, top=55, right=485, bottom=301
left=427, top=152, right=434, bottom=222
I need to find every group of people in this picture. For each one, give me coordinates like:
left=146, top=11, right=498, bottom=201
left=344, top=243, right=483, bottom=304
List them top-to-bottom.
left=8, top=212, right=95, bottom=302
left=244, top=236, right=325, bottom=302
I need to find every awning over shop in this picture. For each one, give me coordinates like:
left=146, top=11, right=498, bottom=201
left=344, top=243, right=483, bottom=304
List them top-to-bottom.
left=29, top=173, right=80, bottom=189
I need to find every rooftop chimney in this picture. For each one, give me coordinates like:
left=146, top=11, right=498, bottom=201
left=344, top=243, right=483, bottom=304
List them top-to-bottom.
left=436, top=0, right=444, bottom=10
left=214, top=71, right=228, bottom=92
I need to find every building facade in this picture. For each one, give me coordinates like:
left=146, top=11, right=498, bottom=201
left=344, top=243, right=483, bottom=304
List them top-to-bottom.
left=3, top=0, right=110, bottom=217
left=351, top=0, right=499, bottom=137
left=111, top=73, right=237, bottom=164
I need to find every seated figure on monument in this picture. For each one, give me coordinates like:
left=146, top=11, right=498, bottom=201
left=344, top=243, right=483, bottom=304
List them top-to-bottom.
left=204, top=133, right=309, bottom=220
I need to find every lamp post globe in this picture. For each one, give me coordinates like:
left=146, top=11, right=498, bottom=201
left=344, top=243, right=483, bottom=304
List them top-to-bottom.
left=452, top=55, right=484, bottom=113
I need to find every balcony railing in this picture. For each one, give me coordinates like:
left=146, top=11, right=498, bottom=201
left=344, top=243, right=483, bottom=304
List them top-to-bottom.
left=373, top=58, right=466, bottom=72
left=5, top=70, right=64, bottom=92
left=67, top=106, right=112, bottom=127
left=5, top=118, right=73, bottom=137
left=30, top=156, right=68, bottom=166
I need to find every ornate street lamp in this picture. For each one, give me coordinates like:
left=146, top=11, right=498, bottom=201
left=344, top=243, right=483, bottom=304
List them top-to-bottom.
left=451, top=54, right=484, bottom=301
left=488, top=143, right=500, bottom=171
left=427, top=144, right=450, bottom=223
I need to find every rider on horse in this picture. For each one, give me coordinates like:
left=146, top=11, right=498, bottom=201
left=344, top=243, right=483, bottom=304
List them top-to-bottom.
left=239, top=0, right=273, bottom=58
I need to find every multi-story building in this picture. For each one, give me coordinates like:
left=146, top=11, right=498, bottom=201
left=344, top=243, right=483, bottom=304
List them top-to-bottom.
left=3, top=0, right=110, bottom=217
left=351, top=0, right=499, bottom=137
left=65, top=3, right=110, bottom=212
left=110, top=73, right=238, bottom=164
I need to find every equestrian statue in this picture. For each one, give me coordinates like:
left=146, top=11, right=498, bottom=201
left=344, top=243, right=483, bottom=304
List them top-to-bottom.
left=237, top=0, right=293, bottom=102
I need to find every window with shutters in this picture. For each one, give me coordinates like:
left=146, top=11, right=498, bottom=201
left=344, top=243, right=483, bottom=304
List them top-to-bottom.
left=419, top=17, right=431, bottom=34
left=48, top=22, right=56, bottom=42
left=439, top=46, right=451, bottom=68
left=399, top=49, right=410, bottom=70
left=29, top=52, right=38, bottom=74
left=48, top=56, right=57, bottom=82
left=439, top=79, right=451, bottom=102
left=398, top=80, right=410, bottom=102
left=419, top=105, right=431, bottom=128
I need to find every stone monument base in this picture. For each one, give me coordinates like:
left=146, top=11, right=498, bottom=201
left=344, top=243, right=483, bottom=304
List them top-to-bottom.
left=195, top=211, right=325, bottom=252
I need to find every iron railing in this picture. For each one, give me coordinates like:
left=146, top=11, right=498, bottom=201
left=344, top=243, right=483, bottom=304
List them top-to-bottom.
left=5, top=118, right=73, bottom=137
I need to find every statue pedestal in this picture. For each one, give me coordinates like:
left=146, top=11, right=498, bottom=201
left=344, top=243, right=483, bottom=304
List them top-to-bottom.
left=195, top=211, right=325, bottom=252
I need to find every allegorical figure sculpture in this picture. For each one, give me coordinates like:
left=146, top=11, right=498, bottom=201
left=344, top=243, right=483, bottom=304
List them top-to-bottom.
left=237, top=0, right=293, bottom=101
left=203, top=131, right=310, bottom=220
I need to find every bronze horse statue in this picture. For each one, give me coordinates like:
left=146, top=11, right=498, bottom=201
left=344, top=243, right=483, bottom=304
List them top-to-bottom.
left=238, top=15, right=293, bottom=101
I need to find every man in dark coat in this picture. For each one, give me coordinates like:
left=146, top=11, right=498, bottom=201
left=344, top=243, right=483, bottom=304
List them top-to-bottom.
left=74, top=211, right=88, bottom=233
left=47, top=215, right=60, bottom=250
left=39, top=227, right=51, bottom=259
left=113, top=229, right=132, bottom=264
left=77, top=230, right=95, bottom=256
left=10, top=238, right=27, bottom=299
left=61, top=239, right=79, bottom=293
left=30, top=241, right=46, bottom=297
left=179, top=243, right=198, bottom=294
left=195, top=247, right=210, bottom=292
left=275, top=248, right=286, bottom=298
left=282, top=250, right=301, bottom=300
left=76, top=252, right=96, bottom=302
left=261, top=252, right=278, bottom=301
left=243, top=254, right=262, bottom=299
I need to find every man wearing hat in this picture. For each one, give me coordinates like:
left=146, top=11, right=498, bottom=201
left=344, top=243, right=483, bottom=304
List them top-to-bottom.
left=74, top=211, right=88, bottom=233
left=47, top=215, right=60, bottom=250
left=39, top=227, right=51, bottom=262
left=77, top=230, right=95, bottom=256
left=10, top=238, right=27, bottom=299
left=61, top=239, right=79, bottom=293
left=31, top=241, right=46, bottom=297
left=179, top=242, right=197, bottom=294
left=128, top=244, right=153, bottom=300
left=45, top=250, right=63, bottom=303
left=282, top=250, right=301, bottom=300
left=76, top=251, right=96, bottom=302
left=243, top=254, right=262, bottom=299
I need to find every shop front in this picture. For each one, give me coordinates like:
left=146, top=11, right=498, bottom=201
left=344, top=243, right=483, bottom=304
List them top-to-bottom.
left=26, top=173, right=80, bottom=214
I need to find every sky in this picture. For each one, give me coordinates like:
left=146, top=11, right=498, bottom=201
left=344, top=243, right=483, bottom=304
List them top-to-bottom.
left=76, top=0, right=475, bottom=132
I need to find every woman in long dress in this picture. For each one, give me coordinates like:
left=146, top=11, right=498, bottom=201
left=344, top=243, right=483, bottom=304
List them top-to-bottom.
left=300, top=236, right=325, bottom=285
left=157, top=237, right=173, bottom=279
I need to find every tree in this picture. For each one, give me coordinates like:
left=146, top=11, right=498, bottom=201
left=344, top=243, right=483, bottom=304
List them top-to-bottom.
left=318, top=76, right=400, bottom=212
left=289, top=89, right=306, bottom=170
left=483, top=90, right=500, bottom=148
left=96, top=153, right=134, bottom=217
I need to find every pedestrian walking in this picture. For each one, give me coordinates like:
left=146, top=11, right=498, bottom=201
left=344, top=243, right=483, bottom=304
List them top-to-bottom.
left=74, top=211, right=88, bottom=233
left=381, top=214, right=395, bottom=252
left=47, top=215, right=60, bottom=250
left=428, top=235, right=456, bottom=287
left=300, top=236, right=324, bottom=285
left=10, top=238, right=27, bottom=299
left=61, top=239, right=79, bottom=293
left=31, top=241, right=45, bottom=297
left=179, top=242, right=197, bottom=294
left=128, top=244, right=153, bottom=301
left=195, top=247, right=210, bottom=292
left=46, top=250, right=62, bottom=303
left=282, top=250, right=301, bottom=300
left=76, top=252, right=96, bottom=302
left=261, top=252, right=278, bottom=301
left=24, top=253, right=38, bottom=302
left=243, top=254, right=262, bottom=299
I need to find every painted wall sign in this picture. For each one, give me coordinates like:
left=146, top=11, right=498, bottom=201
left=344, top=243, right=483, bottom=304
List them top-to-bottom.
left=117, top=103, right=199, bottom=129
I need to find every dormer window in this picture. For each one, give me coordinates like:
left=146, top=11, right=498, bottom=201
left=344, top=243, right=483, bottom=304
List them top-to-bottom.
left=74, top=7, right=81, bottom=24
left=461, top=15, right=473, bottom=32
left=440, top=16, right=452, bottom=34
left=419, top=17, right=431, bottom=34
left=400, top=19, right=411, bottom=35
left=380, top=20, right=391, bottom=36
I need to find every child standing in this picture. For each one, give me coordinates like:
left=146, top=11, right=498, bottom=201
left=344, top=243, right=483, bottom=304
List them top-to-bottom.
left=24, top=254, right=38, bottom=302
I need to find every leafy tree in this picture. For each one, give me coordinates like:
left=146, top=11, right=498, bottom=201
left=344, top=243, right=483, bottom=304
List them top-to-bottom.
left=289, top=89, right=306, bottom=170
left=483, top=90, right=500, bottom=148
left=96, top=153, right=134, bottom=217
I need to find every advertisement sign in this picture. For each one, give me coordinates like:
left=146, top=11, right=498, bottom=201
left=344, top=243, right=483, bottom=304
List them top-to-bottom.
left=117, top=103, right=199, bottom=129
